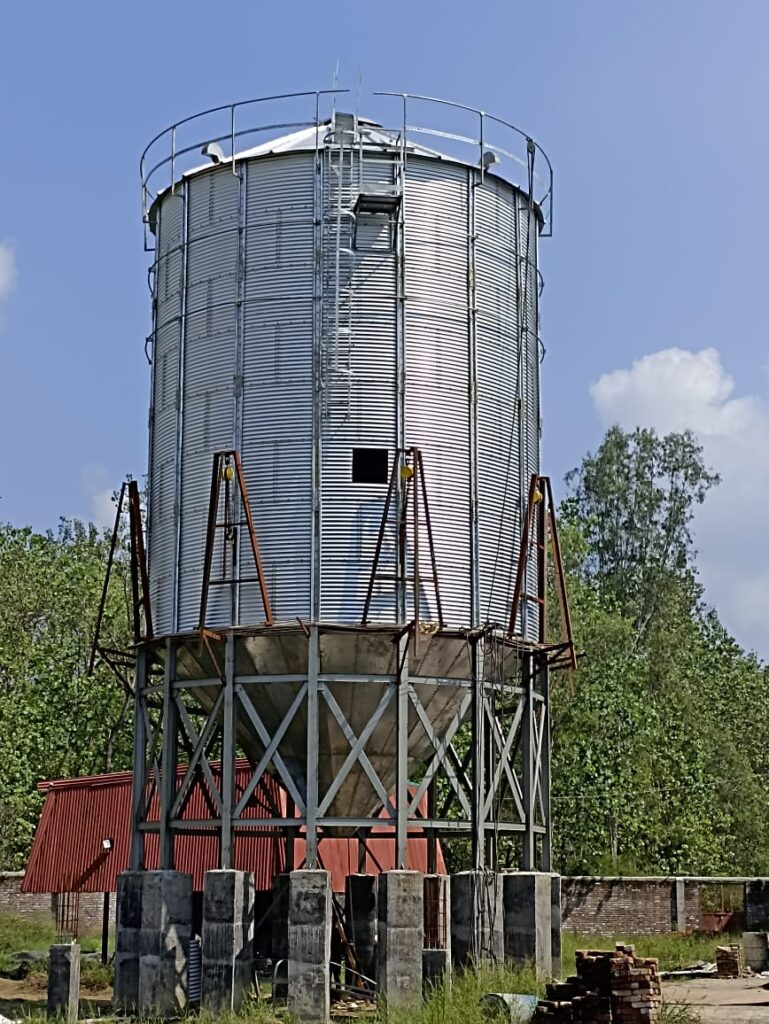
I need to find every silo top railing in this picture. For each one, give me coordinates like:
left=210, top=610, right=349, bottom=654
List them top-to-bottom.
left=140, top=88, right=554, bottom=249
left=373, top=92, right=553, bottom=236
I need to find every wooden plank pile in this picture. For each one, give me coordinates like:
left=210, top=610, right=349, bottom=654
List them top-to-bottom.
left=532, top=944, right=661, bottom=1023
left=715, top=944, right=743, bottom=978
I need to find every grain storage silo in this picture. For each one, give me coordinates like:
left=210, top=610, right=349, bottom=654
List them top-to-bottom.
left=131, top=91, right=555, bottom=877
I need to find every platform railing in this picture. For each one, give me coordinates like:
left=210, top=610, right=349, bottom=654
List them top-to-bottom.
left=140, top=88, right=554, bottom=249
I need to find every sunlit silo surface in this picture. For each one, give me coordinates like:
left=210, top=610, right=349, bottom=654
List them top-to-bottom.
left=144, top=98, right=549, bottom=640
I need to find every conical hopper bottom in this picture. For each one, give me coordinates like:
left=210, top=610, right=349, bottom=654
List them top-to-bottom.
left=175, top=624, right=475, bottom=825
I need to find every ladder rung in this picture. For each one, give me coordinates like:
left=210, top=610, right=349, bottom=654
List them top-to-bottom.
left=522, top=593, right=545, bottom=606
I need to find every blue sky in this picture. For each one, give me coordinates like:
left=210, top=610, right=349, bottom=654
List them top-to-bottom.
left=1, top=0, right=768, bottom=656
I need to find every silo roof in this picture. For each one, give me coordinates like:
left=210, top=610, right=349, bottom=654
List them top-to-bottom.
left=178, top=117, right=451, bottom=184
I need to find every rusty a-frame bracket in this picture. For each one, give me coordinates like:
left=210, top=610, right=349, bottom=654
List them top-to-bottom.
left=361, top=446, right=444, bottom=636
left=198, top=450, right=273, bottom=630
left=508, top=474, right=577, bottom=672
left=88, top=479, right=153, bottom=685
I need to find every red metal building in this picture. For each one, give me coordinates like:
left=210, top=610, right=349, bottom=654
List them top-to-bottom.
left=23, top=764, right=444, bottom=895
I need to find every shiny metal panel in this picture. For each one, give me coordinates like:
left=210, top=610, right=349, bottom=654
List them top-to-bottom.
left=147, top=124, right=541, bottom=639
left=240, top=154, right=316, bottom=623
left=404, top=158, right=471, bottom=626
left=176, top=170, right=239, bottom=630
left=148, top=194, right=183, bottom=635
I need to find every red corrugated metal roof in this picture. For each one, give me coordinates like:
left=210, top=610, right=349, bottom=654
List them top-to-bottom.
left=23, top=765, right=443, bottom=894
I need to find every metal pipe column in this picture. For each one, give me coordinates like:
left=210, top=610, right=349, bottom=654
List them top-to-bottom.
left=305, top=626, right=320, bottom=866
left=220, top=633, right=237, bottom=868
left=159, top=638, right=178, bottom=869
left=129, top=645, right=148, bottom=870
left=521, top=650, right=535, bottom=871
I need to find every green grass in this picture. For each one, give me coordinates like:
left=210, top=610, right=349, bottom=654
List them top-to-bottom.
left=0, top=909, right=103, bottom=984
left=0, top=909, right=100, bottom=952
left=0, top=911, right=59, bottom=974
left=2, top=915, right=718, bottom=1022
left=561, top=930, right=739, bottom=974
left=25, top=956, right=114, bottom=994
left=397, top=961, right=544, bottom=1024
left=194, top=965, right=545, bottom=1024
left=660, top=1003, right=703, bottom=1024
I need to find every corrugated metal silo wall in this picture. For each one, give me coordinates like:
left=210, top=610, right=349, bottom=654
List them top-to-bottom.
left=147, top=146, right=541, bottom=638
left=319, top=147, right=399, bottom=622
left=149, top=155, right=317, bottom=634
left=239, top=155, right=315, bottom=624
left=403, top=159, right=541, bottom=634
left=404, top=160, right=471, bottom=626
left=474, top=181, right=542, bottom=636
left=149, top=192, right=184, bottom=633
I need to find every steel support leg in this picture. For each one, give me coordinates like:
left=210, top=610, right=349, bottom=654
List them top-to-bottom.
left=305, top=626, right=320, bottom=867
left=395, top=631, right=409, bottom=869
left=221, top=632, right=236, bottom=868
left=471, top=636, right=485, bottom=871
left=159, top=638, right=178, bottom=869
left=130, top=645, right=148, bottom=870
left=521, top=651, right=535, bottom=871
left=540, top=654, right=552, bottom=872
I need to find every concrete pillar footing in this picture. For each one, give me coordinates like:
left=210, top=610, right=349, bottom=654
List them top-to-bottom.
left=114, top=869, right=192, bottom=1017
left=201, top=869, right=256, bottom=1013
left=287, top=869, right=332, bottom=1024
left=378, top=870, right=423, bottom=1009
left=451, top=871, right=504, bottom=967
left=502, top=871, right=553, bottom=979
left=47, top=943, right=80, bottom=1023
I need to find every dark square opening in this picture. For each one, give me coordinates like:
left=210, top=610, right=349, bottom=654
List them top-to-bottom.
left=352, top=448, right=389, bottom=485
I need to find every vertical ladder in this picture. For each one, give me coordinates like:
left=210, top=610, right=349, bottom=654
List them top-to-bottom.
left=322, top=115, right=357, bottom=420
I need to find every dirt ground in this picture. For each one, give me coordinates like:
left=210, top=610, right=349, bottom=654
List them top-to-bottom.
left=0, top=974, right=767, bottom=1023
left=663, top=976, right=769, bottom=1023
left=0, top=977, right=112, bottom=1019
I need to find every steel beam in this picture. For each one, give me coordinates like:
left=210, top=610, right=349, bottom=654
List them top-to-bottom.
left=305, top=626, right=320, bottom=867
left=395, top=631, right=409, bottom=869
left=221, top=633, right=236, bottom=868
left=471, top=635, right=486, bottom=870
left=159, top=639, right=178, bottom=869
left=130, top=645, right=148, bottom=870
left=521, top=650, right=535, bottom=871
left=539, top=654, right=552, bottom=871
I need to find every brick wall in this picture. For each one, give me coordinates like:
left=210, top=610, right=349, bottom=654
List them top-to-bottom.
left=0, top=873, right=51, bottom=920
left=0, top=874, right=106, bottom=937
left=562, top=877, right=701, bottom=935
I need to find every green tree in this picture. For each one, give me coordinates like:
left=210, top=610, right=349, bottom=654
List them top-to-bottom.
left=551, top=426, right=769, bottom=875
left=564, top=426, right=719, bottom=634
left=0, top=517, right=134, bottom=868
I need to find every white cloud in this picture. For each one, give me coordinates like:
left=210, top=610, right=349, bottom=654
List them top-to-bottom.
left=0, top=240, right=17, bottom=301
left=590, top=347, right=769, bottom=660
left=81, top=464, right=117, bottom=529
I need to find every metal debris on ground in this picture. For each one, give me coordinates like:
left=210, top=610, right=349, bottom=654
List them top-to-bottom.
left=660, top=961, right=717, bottom=979
left=480, top=992, right=539, bottom=1020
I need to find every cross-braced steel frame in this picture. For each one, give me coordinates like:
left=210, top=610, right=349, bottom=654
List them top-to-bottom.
left=128, top=623, right=552, bottom=875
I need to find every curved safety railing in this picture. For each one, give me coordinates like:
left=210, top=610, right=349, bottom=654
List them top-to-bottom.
left=140, top=88, right=554, bottom=249
left=373, top=91, right=553, bottom=236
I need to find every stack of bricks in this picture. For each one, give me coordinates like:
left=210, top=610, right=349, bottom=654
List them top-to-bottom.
left=532, top=944, right=661, bottom=1023
left=716, top=944, right=743, bottom=978
left=609, top=947, right=661, bottom=1022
